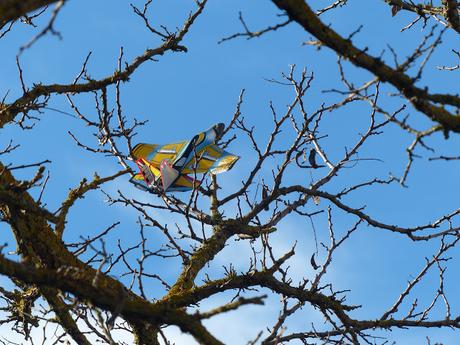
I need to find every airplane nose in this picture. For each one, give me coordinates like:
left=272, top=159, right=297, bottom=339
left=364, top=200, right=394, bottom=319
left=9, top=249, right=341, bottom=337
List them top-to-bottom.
left=214, top=123, right=225, bottom=137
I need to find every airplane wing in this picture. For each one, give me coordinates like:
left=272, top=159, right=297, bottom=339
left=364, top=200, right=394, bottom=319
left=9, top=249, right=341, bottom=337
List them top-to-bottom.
left=132, top=124, right=226, bottom=170
left=132, top=142, right=188, bottom=167
left=131, top=143, right=159, bottom=160
left=182, top=144, right=239, bottom=175
left=168, top=175, right=199, bottom=191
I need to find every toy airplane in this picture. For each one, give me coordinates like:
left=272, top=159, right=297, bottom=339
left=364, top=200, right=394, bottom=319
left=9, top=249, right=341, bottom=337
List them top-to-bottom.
left=130, top=123, right=239, bottom=192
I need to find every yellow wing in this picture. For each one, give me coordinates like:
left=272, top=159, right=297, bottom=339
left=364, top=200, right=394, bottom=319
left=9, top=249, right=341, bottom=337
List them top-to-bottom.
left=132, top=142, right=188, bottom=167
left=182, top=145, right=239, bottom=175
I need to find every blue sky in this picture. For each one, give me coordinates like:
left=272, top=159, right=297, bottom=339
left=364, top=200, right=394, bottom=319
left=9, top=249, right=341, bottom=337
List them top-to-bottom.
left=1, top=0, right=460, bottom=344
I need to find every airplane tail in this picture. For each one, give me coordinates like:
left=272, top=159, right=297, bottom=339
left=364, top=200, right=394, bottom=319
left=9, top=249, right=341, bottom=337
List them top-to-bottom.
left=136, top=158, right=158, bottom=186
left=160, top=160, right=179, bottom=191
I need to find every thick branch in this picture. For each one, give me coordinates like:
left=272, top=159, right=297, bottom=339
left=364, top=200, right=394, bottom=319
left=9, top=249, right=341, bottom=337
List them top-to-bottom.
left=0, top=0, right=59, bottom=24
left=271, top=0, right=460, bottom=132
left=443, top=0, right=460, bottom=33
left=55, top=169, right=129, bottom=239
left=0, top=254, right=223, bottom=345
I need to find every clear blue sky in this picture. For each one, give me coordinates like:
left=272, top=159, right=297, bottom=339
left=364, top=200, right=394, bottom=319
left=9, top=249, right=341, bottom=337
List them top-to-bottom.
left=1, top=0, right=460, bottom=344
